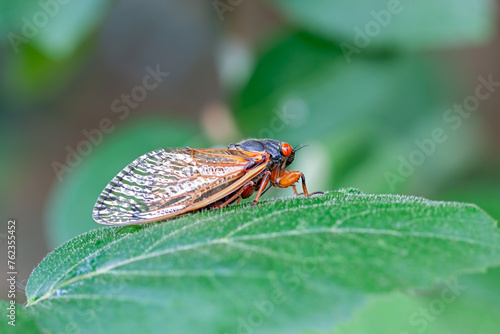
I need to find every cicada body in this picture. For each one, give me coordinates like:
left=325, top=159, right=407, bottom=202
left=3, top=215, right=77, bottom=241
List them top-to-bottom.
left=93, top=138, right=320, bottom=225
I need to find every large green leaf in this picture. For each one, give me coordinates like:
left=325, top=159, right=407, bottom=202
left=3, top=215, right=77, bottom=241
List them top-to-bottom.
left=266, top=0, right=495, bottom=49
left=45, top=117, right=206, bottom=248
left=17, top=189, right=500, bottom=333
left=331, top=266, right=500, bottom=334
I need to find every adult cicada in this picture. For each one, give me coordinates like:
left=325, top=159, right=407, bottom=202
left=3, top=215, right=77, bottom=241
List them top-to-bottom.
left=93, top=138, right=321, bottom=225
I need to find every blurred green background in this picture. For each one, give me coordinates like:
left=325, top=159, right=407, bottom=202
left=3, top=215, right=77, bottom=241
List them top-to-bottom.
left=0, top=0, right=499, bottom=331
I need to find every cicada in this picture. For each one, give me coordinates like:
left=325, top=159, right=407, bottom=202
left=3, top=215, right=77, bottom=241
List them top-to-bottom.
left=93, top=138, right=321, bottom=225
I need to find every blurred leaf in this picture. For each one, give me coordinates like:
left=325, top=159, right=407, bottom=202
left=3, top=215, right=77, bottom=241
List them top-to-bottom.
left=0, top=0, right=111, bottom=59
left=0, top=0, right=111, bottom=103
left=266, top=0, right=495, bottom=49
left=234, top=31, right=479, bottom=196
left=234, top=31, right=443, bottom=143
left=1, top=41, right=91, bottom=102
left=330, top=116, right=484, bottom=196
left=45, top=117, right=206, bottom=248
left=437, top=180, right=500, bottom=221
left=24, top=189, right=500, bottom=333
left=331, top=267, right=500, bottom=334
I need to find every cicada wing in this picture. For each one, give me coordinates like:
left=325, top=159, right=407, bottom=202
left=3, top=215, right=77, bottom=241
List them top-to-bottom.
left=93, top=148, right=268, bottom=225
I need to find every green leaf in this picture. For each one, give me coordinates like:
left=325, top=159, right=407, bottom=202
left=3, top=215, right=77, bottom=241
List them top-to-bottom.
left=0, top=0, right=111, bottom=59
left=0, top=0, right=111, bottom=103
left=266, top=0, right=495, bottom=49
left=1, top=41, right=92, bottom=103
left=45, top=117, right=207, bottom=248
left=21, top=189, right=500, bottom=333
left=331, top=267, right=500, bottom=334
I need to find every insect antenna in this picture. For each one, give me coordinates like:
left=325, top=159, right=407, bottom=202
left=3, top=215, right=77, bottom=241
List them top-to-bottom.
left=293, top=144, right=309, bottom=152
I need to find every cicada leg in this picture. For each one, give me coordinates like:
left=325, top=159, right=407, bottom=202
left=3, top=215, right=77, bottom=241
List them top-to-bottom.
left=274, top=169, right=323, bottom=197
left=251, top=171, right=271, bottom=205
left=212, top=181, right=254, bottom=209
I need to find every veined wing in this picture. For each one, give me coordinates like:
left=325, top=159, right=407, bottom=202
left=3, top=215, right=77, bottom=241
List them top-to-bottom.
left=93, top=148, right=268, bottom=225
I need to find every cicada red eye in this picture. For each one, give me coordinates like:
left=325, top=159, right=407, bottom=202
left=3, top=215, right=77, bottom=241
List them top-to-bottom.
left=281, top=143, right=292, bottom=156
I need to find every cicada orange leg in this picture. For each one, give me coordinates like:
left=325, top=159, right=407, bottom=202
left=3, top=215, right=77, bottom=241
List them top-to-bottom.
left=251, top=168, right=322, bottom=206
left=272, top=168, right=323, bottom=197
left=251, top=171, right=271, bottom=205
